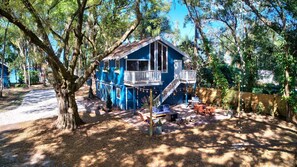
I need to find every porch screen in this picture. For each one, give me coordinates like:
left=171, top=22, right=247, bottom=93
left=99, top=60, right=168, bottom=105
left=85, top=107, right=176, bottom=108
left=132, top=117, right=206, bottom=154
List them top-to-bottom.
left=150, top=42, right=167, bottom=72
left=127, top=60, right=148, bottom=71
left=127, top=60, right=138, bottom=71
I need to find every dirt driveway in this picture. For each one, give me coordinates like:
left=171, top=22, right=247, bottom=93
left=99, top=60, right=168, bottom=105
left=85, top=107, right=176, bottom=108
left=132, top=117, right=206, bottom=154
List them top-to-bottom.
left=0, top=89, right=86, bottom=126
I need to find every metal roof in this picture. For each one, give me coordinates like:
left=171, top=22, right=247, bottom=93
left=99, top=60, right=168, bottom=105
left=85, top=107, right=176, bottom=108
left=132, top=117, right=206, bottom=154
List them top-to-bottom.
left=103, top=36, right=190, bottom=61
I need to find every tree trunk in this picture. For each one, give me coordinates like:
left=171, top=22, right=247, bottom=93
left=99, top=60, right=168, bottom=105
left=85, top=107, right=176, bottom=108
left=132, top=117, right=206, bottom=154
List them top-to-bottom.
left=0, top=22, right=9, bottom=97
left=284, top=44, right=292, bottom=121
left=27, top=59, right=31, bottom=87
left=23, top=64, right=28, bottom=85
left=284, top=65, right=292, bottom=121
left=55, top=84, right=84, bottom=130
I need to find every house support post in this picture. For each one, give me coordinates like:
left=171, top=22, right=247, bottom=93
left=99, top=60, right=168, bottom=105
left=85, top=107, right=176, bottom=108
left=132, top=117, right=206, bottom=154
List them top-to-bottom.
left=185, top=83, right=188, bottom=104
left=159, top=86, right=162, bottom=105
left=133, top=87, right=136, bottom=114
left=149, top=88, right=153, bottom=137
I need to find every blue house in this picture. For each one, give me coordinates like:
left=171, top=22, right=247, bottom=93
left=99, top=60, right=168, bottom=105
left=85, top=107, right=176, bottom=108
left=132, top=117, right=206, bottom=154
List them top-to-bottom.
left=96, top=36, right=196, bottom=110
left=0, top=63, right=9, bottom=87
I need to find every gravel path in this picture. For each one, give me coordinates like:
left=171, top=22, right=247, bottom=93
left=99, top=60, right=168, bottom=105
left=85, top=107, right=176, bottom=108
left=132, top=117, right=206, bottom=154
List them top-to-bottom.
left=0, top=89, right=86, bottom=126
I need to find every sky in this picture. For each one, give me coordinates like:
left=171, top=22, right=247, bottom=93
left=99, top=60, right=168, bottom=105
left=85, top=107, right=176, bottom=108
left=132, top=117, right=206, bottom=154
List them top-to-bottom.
left=167, top=2, right=195, bottom=39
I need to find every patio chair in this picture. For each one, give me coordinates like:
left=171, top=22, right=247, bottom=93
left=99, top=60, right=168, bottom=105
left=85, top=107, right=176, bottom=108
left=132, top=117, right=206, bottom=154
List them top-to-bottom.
left=152, top=104, right=171, bottom=116
left=194, top=104, right=206, bottom=115
left=205, top=106, right=216, bottom=116
left=137, top=111, right=161, bottom=126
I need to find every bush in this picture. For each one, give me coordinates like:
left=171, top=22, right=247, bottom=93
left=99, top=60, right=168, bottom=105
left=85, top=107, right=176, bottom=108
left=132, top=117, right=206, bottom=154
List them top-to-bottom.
left=17, top=70, right=40, bottom=84
left=256, top=102, right=265, bottom=114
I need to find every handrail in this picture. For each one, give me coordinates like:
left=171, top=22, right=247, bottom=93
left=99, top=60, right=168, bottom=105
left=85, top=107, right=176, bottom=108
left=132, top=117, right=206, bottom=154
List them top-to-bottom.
left=180, top=70, right=196, bottom=81
left=124, top=71, right=161, bottom=84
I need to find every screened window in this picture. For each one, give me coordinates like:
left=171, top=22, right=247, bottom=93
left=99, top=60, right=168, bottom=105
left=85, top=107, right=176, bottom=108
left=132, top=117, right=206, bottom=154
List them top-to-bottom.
left=150, top=42, right=167, bottom=72
left=150, top=43, right=155, bottom=70
left=158, top=43, right=162, bottom=71
left=162, top=46, right=167, bottom=72
left=115, top=60, right=120, bottom=71
left=127, top=60, right=149, bottom=71
left=127, top=60, right=138, bottom=71
left=104, top=61, right=109, bottom=71
left=139, top=61, right=149, bottom=71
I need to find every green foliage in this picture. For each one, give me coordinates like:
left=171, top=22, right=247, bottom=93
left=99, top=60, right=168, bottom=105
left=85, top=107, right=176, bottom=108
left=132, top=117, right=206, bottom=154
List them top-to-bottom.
left=134, top=0, right=172, bottom=39
left=211, top=57, right=229, bottom=107
left=17, top=70, right=40, bottom=84
left=30, top=70, right=40, bottom=84
left=256, top=102, right=265, bottom=114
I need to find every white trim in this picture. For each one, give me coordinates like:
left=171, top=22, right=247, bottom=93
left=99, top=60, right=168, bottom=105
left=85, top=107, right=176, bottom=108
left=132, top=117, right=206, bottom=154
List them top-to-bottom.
left=103, top=36, right=189, bottom=61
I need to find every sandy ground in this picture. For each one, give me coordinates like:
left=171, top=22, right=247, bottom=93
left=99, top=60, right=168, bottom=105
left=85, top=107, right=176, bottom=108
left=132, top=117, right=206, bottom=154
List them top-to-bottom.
left=0, top=87, right=296, bottom=166
left=0, top=89, right=86, bottom=126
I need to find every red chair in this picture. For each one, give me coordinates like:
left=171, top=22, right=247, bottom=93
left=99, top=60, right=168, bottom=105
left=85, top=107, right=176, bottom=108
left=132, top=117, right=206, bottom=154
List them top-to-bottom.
left=194, top=104, right=206, bottom=115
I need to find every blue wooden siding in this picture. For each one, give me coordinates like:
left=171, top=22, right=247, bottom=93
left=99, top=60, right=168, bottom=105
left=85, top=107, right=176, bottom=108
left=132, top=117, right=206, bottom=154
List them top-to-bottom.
left=96, top=40, right=188, bottom=110
left=127, top=45, right=149, bottom=60
left=161, top=45, right=184, bottom=87
left=0, top=65, right=9, bottom=87
left=9, top=69, right=19, bottom=84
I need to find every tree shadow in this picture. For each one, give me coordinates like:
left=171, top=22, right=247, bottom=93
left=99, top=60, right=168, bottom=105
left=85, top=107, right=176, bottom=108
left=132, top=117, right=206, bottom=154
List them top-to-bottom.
left=0, top=111, right=296, bottom=166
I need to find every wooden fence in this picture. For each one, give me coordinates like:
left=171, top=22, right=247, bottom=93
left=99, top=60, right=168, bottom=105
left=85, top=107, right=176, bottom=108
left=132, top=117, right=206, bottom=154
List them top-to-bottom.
left=192, top=87, right=287, bottom=117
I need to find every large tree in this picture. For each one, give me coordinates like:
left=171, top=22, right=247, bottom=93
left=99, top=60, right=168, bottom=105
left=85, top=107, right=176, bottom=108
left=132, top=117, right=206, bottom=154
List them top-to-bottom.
left=0, top=0, right=142, bottom=129
left=244, top=0, right=297, bottom=121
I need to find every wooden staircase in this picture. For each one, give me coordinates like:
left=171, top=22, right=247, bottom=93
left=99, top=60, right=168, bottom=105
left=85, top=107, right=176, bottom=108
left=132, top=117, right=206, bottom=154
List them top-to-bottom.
left=153, top=79, right=181, bottom=107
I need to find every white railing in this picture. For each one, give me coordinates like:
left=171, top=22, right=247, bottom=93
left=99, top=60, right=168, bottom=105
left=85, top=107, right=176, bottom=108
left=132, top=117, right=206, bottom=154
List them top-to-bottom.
left=180, top=70, right=196, bottom=82
left=124, top=71, right=161, bottom=85
left=153, top=79, right=180, bottom=107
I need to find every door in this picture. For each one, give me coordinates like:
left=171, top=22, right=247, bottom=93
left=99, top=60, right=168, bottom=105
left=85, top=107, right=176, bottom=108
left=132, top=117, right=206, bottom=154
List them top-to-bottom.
left=174, top=60, right=182, bottom=79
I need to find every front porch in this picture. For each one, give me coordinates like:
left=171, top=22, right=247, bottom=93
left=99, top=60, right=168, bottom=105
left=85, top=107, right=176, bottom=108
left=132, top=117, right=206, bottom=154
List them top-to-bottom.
left=124, top=71, right=162, bottom=86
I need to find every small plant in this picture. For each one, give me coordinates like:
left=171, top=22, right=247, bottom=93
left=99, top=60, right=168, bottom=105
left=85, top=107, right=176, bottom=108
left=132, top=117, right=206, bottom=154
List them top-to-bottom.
left=106, top=94, right=112, bottom=112
left=256, top=102, right=265, bottom=114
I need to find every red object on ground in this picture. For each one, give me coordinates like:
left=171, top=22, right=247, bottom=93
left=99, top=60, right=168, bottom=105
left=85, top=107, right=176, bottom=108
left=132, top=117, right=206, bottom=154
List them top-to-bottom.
left=194, top=104, right=206, bottom=115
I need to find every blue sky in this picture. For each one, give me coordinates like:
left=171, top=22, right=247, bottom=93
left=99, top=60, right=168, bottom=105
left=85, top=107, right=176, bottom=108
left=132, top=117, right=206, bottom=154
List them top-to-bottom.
left=167, top=2, right=195, bottom=39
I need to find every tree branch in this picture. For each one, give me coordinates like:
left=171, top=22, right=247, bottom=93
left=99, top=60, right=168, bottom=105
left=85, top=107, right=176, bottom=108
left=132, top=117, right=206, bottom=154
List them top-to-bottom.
left=69, top=0, right=88, bottom=75
left=74, top=0, right=142, bottom=90
left=244, top=0, right=281, bottom=34
left=0, top=7, right=70, bottom=80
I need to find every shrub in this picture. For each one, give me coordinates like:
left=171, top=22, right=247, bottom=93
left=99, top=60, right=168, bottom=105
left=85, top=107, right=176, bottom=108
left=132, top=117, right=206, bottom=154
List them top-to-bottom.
left=256, top=102, right=265, bottom=114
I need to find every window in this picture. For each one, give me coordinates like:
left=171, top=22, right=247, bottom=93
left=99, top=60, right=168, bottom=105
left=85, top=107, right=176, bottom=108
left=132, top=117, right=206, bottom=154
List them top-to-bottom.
left=150, top=42, right=167, bottom=72
left=150, top=43, right=155, bottom=70
left=158, top=43, right=162, bottom=71
left=162, top=46, right=167, bottom=72
left=115, top=60, right=120, bottom=71
left=127, top=60, right=149, bottom=71
left=127, top=60, right=138, bottom=71
left=103, top=61, right=109, bottom=71
left=139, top=61, right=149, bottom=71
left=116, top=87, right=121, bottom=99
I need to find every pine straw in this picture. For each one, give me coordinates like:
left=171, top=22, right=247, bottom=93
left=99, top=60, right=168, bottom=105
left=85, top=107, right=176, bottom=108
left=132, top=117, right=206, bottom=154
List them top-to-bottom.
left=0, top=109, right=296, bottom=167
